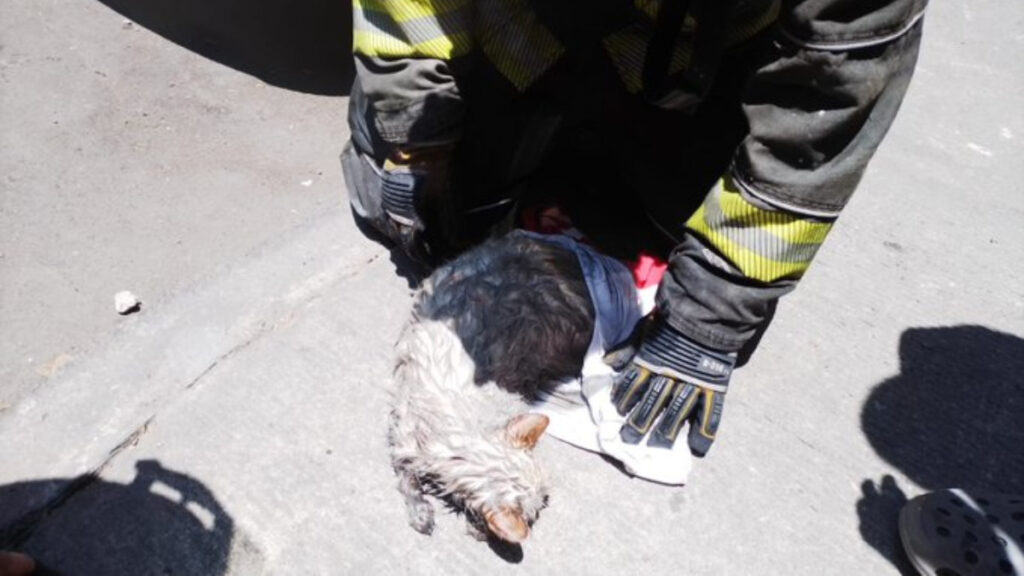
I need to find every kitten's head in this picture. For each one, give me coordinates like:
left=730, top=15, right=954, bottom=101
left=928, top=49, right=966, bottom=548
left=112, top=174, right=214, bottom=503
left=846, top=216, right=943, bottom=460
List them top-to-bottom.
left=445, top=413, right=551, bottom=543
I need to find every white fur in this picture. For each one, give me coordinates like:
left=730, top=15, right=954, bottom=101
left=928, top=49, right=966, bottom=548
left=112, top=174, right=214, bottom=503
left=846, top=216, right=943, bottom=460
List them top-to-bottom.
left=389, top=318, right=550, bottom=533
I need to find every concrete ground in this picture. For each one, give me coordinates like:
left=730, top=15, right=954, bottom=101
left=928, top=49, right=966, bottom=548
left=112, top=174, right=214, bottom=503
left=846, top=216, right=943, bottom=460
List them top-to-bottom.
left=1, top=1, right=1022, bottom=574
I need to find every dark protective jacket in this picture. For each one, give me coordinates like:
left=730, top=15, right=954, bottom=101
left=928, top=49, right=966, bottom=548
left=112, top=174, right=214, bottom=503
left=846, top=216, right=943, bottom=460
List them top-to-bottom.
left=345, top=0, right=928, bottom=353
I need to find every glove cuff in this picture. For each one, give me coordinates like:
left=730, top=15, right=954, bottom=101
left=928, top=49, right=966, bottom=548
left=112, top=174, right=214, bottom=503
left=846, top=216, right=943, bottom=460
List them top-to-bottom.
left=381, top=147, right=454, bottom=227
left=380, top=167, right=419, bottom=225
left=635, top=320, right=736, bottom=391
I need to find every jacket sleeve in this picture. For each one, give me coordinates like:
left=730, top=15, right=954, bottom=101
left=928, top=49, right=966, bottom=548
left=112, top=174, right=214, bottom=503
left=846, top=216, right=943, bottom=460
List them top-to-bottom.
left=348, top=0, right=475, bottom=157
left=657, top=0, right=928, bottom=353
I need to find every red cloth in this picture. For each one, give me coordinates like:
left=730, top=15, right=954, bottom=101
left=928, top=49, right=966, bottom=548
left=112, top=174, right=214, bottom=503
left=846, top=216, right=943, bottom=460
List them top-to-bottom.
left=520, top=203, right=668, bottom=289
left=520, top=204, right=586, bottom=240
left=629, top=253, right=668, bottom=290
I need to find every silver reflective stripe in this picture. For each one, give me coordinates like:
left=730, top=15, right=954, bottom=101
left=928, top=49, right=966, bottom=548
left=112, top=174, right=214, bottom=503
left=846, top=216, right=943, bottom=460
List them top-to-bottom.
left=354, top=8, right=466, bottom=47
left=779, top=9, right=926, bottom=52
left=701, top=186, right=822, bottom=264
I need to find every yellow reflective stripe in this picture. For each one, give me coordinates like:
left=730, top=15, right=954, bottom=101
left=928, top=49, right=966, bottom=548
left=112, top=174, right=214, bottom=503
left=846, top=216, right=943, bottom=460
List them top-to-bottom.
left=352, top=0, right=472, bottom=59
left=353, top=0, right=469, bottom=23
left=477, top=0, right=563, bottom=91
left=605, top=0, right=778, bottom=94
left=354, top=12, right=468, bottom=52
left=604, top=25, right=695, bottom=94
left=602, top=27, right=647, bottom=93
left=353, top=29, right=472, bottom=59
left=668, top=40, right=693, bottom=75
left=716, top=176, right=833, bottom=246
left=686, top=178, right=835, bottom=283
left=687, top=205, right=814, bottom=282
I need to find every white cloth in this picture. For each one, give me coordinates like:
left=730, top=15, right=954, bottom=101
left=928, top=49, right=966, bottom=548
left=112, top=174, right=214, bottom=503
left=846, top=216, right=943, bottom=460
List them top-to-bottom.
left=519, top=232, right=693, bottom=485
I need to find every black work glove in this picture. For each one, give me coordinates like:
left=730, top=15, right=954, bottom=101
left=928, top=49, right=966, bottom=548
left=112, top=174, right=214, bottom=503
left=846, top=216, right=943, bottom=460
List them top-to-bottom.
left=610, top=317, right=736, bottom=457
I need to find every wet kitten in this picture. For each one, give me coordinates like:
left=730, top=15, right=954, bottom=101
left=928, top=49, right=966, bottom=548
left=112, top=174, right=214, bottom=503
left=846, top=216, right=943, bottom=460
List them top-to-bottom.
left=388, top=232, right=595, bottom=542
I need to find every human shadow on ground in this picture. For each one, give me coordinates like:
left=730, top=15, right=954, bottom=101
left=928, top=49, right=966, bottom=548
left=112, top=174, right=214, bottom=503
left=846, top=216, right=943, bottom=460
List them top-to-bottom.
left=96, top=0, right=353, bottom=95
left=857, top=325, right=1024, bottom=573
left=0, top=460, right=242, bottom=575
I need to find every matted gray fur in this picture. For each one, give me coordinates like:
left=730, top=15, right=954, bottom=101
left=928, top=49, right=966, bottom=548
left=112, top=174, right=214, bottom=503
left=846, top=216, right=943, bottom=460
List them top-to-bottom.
left=389, top=232, right=596, bottom=543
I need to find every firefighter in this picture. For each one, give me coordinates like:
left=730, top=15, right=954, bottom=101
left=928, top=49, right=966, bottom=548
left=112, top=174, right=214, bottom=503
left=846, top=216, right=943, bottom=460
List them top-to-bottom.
left=341, top=0, right=927, bottom=457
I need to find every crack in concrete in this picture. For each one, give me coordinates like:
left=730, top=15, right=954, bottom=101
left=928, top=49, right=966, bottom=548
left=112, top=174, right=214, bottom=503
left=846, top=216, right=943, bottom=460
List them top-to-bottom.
left=0, top=250, right=387, bottom=548
left=182, top=253, right=382, bottom=393
left=184, top=333, right=260, bottom=391
left=0, top=415, right=155, bottom=548
left=106, top=416, right=154, bottom=458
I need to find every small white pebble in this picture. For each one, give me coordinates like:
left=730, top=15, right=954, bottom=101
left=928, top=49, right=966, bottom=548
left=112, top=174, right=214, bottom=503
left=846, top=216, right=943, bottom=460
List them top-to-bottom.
left=1001, top=127, right=1013, bottom=139
left=300, top=179, right=314, bottom=187
left=115, top=291, right=141, bottom=315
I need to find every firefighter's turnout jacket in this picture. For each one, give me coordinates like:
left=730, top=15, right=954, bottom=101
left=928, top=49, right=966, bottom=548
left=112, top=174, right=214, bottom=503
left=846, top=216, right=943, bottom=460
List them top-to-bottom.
left=343, top=0, right=928, bottom=353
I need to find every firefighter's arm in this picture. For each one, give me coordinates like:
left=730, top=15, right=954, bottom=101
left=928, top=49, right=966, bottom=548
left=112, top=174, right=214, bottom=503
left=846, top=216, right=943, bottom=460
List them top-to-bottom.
left=350, top=0, right=475, bottom=154
left=615, top=0, right=928, bottom=454
left=658, top=0, right=928, bottom=354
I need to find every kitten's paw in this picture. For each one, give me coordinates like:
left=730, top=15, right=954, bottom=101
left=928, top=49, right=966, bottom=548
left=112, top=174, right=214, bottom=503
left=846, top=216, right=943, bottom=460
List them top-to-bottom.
left=407, top=499, right=435, bottom=535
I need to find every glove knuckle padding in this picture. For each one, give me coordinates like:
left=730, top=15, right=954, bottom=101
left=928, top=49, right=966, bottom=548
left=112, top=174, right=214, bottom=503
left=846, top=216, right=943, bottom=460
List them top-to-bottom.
left=617, top=317, right=737, bottom=453
left=613, top=365, right=650, bottom=415
left=626, top=376, right=674, bottom=433
left=649, top=383, right=699, bottom=448
left=687, top=390, right=725, bottom=457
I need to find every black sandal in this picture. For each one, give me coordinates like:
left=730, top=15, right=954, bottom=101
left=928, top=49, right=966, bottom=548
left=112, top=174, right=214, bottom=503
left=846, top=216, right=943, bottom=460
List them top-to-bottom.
left=899, top=489, right=1024, bottom=575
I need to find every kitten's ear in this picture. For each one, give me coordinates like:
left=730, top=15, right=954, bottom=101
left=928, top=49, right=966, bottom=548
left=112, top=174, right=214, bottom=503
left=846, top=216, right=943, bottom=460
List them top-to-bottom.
left=504, top=413, right=549, bottom=450
left=484, top=506, right=530, bottom=543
